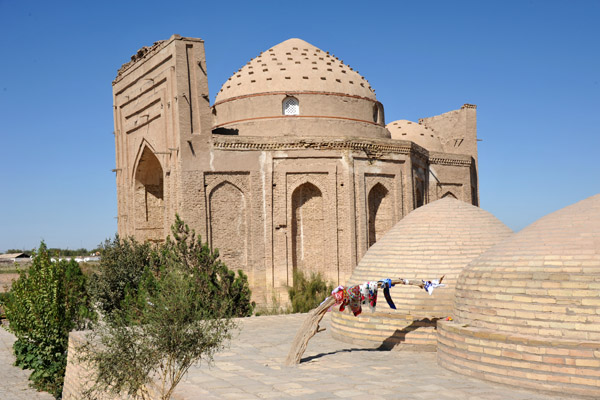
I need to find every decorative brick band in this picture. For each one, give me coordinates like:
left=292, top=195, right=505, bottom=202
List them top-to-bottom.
left=213, top=90, right=379, bottom=107
left=213, top=114, right=380, bottom=129
left=212, top=138, right=470, bottom=167
left=213, top=138, right=413, bottom=154
left=429, top=156, right=472, bottom=167
left=437, top=320, right=600, bottom=397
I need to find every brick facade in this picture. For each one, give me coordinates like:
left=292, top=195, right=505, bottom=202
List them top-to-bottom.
left=113, top=36, right=480, bottom=304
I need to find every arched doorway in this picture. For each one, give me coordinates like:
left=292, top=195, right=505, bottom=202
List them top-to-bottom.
left=134, top=146, right=164, bottom=242
left=209, top=182, right=248, bottom=272
left=291, top=183, right=325, bottom=277
left=368, top=183, right=393, bottom=247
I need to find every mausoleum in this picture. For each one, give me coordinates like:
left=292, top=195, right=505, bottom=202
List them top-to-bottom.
left=113, top=35, right=480, bottom=301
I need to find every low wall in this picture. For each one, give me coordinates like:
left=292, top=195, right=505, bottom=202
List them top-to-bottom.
left=63, top=331, right=169, bottom=400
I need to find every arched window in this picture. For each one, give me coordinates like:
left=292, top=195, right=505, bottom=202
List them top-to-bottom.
left=282, top=96, right=299, bottom=115
left=372, top=103, right=384, bottom=124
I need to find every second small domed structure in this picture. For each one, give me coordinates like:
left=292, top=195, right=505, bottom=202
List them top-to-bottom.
left=437, top=193, right=600, bottom=397
left=330, top=197, right=512, bottom=349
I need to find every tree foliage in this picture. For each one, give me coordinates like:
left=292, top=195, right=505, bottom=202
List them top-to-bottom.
left=83, top=215, right=253, bottom=399
left=87, top=236, right=155, bottom=318
left=3, top=242, right=94, bottom=398
left=288, top=269, right=335, bottom=313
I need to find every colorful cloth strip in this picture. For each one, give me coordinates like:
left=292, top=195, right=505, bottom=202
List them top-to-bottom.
left=330, top=277, right=445, bottom=316
left=378, top=278, right=396, bottom=310
left=422, top=279, right=445, bottom=295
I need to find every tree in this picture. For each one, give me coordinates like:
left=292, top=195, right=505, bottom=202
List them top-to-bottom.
left=82, top=215, right=253, bottom=399
left=87, top=236, right=155, bottom=318
left=3, top=242, right=94, bottom=398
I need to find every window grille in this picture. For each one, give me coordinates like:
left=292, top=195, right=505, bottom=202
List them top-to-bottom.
left=283, top=97, right=299, bottom=115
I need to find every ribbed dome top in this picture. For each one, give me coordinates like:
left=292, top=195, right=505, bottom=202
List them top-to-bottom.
left=215, top=38, right=376, bottom=104
left=387, top=120, right=443, bottom=152
left=454, top=193, right=600, bottom=340
left=350, top=198, right=512, bottom=317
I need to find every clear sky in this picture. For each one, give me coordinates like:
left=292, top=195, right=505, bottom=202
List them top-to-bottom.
left=1, top=0, right=599, bottom=252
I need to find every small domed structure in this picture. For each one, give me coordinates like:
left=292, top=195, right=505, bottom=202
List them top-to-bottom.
left=213, top=38, right=389, bottom=139
left=387, top=120, right=443, bottom=152
left=437, top=193, right=600, bottom=397
left=330, top=198, right=512, bottom=349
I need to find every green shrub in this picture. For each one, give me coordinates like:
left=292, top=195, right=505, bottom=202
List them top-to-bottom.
left=83, top=215, right=253, bottom=399
left=153, top=215, right=254, bottom=318
left=89, top=217, right=254, bottom=321
left=87, top=236, right=156, bottom=319
left=3, top=242, right=95, bottom=398
left=288, top=269, right=334, bottom=313
left=0, top=292, right=9, bottom=320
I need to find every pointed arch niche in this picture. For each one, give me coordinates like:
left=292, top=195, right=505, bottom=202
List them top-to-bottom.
left=134, top=146, right=164, bottom=242
left=209, top=181, right=248, bottom=272
left=291, top=182, right=325, bottom=277
left=368, top=183, right=393, bottom=248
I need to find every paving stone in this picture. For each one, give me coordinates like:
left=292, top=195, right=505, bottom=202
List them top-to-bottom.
left=171, top=314, right=573, bottom=400
left=0, top=327, right=54, bottom=399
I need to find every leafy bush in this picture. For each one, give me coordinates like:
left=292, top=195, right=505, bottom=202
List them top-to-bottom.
left=83, top=215, right=253, bottom=399
left=154, top=217, right=254, bottom=318
left=87, top=236, right=155, bottom=318
left=3, top=242, right=94, bottom=398
left=288, top=269, right=335, bottom=313
left=254, top=291, right=291, bottom=316
left=0, top=292, right=9, bottom=320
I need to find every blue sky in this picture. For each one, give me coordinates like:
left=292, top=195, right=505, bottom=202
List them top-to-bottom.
left=1, top=0, right=599, bottom=252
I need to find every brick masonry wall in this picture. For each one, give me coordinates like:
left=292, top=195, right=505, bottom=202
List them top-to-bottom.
left=437, top=320, right=600, bottom=397
left=63, top=331, right=166, bottom=400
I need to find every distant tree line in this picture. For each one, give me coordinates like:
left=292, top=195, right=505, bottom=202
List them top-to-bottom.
left=3, top=247, right=102, bottom=257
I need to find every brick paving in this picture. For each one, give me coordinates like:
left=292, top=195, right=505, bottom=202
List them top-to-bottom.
left=0, top=313, right=577, bottom=399
left=171, top=314, right=572, bottom=400
left=0, top=326, right=54, bottom=399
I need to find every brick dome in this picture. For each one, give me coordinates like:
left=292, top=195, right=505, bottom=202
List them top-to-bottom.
left=215, top=38, right=376, bottom=103
left=212, top=39, right=389, bottom=139
left=387, top=120, right=443, bottom=152
left=437, top=193, right=600, bottom=397
left=330, top=198, right=512, bottom=349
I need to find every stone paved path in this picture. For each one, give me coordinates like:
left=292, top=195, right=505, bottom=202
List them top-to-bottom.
left=0, top=314, right=578, bottom=399
left=173, top=314, right=572, bottom=400
left=0, top=326, right=54, bottom=399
